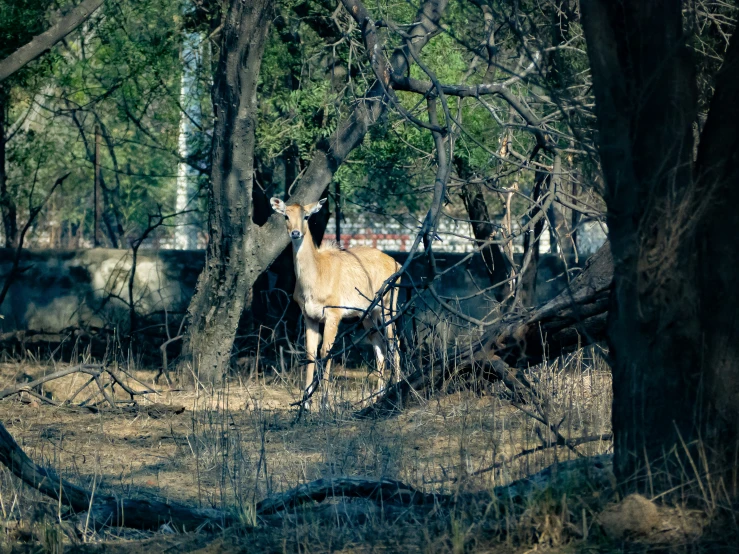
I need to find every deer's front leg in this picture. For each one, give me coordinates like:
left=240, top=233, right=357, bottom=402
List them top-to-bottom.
left=319, top=309, right=341, bottom=408
left=320, top=310, right=341, bottom=383
left=303, top=315, right=321, bottom=408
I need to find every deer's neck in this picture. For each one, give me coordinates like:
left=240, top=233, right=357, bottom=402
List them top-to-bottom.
left=292, top=228, right=320, bottom=285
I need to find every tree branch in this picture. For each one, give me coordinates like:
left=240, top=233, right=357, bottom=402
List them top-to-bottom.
left=0, top=0, right=105, bottom=83
left=256, top=0, right=449, bottom=266
left=391, top=75, right=552, bottom=150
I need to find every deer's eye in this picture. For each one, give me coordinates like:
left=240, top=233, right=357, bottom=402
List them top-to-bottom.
left=284, top=215, right=289, bottom=220
left=304, top=215, right=310, bottom=221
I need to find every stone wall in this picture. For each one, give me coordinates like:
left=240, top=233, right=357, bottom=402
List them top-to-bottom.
left=0, top=247, right=572, bottom=336
left=0, top=249, right=200, bottom=334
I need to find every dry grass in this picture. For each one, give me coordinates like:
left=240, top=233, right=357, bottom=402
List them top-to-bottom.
left=0, top=346, right=727, bottom=553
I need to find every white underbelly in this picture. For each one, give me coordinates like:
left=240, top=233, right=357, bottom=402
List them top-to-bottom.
left=299, top=297, right=376, bottom=321
left=303, top=299, right=326, bottom=320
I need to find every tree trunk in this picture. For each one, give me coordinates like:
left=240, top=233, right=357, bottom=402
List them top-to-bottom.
left=182, top=0, right=273, bottom=382
left=582, top=0, right=739, bottom=492
left=544, top=3, right=575, bottom=260
left=692, top=27, right=739, bottom=469
left=0, top=87, right=17, bottom=248
left=518, top=168, right=547, bottom=306
left=459, top=180, right=510, bottom=301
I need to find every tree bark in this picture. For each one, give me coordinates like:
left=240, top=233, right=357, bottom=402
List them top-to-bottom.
left=0, top=0, right=105, bottom=83
left=182, top=0, right=274, bottom=381
left=582, top=0, right=739, bottom=492
left=692, top=26, right=739, bottom=467
left=0, top=88, right=17, bottom=248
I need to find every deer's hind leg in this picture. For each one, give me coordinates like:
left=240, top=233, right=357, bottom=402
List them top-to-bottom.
left=363, top=313, right=387, bottom=396
left=384, top=314, right=400, bottom=385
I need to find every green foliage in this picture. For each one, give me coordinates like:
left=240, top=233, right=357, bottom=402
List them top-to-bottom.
left=0, top=0, right=57, bottom=84
left=0, top=0, right=49, bottom=59
left=0, top=0, right=598, bottom=247
left=4, top=0, right=201, bottom=246
left=7, top=0, right=723, bottom=249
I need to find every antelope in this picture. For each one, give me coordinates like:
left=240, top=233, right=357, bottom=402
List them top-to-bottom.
left=270, top=197, right=401, bottom=407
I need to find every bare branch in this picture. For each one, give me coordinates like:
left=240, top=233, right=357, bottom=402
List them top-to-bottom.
left=0, top=173, right=68, bottom=310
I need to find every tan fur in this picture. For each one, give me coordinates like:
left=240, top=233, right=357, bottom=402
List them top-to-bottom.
left=271, top=198, right=401, bottom=406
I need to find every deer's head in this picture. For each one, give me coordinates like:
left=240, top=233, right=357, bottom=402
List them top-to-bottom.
left=270, top=197, right=326, bottom=241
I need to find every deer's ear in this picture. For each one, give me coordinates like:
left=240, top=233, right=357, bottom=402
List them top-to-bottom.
left=270, top=197, right=286, bottom=215
left=305, top=198, right=326, bottom=216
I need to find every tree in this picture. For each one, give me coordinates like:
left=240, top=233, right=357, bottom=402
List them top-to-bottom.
left=0, top=0, right=51, bottom=247
left=1, top=0, right=194, bottom=251
left=181, top=0, right=274, bottom=380
left=182, top=0, right=449, bottom=381
left=581, top=1, right=739, bottom=492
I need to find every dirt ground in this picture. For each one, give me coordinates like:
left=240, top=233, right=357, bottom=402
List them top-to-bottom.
left=0, top=357, right=619, bottom=552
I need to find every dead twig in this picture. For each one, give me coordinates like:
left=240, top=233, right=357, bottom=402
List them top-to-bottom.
left=0, top=173, right=69, bottom=311
left=0, top=364, right=160, bottom=411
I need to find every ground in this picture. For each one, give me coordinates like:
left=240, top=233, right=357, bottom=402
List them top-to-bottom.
left=0, top=353, right=722, bottom=552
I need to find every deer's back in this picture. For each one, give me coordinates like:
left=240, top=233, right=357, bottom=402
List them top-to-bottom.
left=298, top=246, right=399, bottom=320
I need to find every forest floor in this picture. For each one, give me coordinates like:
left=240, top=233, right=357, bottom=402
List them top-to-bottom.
left=0, top=353, right=729, bottom=553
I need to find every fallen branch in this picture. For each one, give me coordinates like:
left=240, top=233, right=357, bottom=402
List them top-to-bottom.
left=357, top=242, right=612, bottom=418
left=0, top=363, right=157, bottom=410
left=0, top=407, right=612, bottom=531
left=0, top=421, right=230, bottom=531
left=256, top=454, right=615, bottom=520
left=256, top=476, right=441, bottom=515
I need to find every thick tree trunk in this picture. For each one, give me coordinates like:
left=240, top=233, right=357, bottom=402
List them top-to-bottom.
left=182, top=0, right=273, bottom=382
left=582, top=0, right=739, bottom=492
left=692, top=30, right=739, bottom=465
left=0, top=88, right=17, bottom=248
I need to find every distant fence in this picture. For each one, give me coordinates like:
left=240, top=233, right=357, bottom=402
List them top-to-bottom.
left=322, top=215, right=606, bottom=255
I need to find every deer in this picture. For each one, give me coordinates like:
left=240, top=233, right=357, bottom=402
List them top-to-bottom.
left=270, top=197, right=401, bottom=408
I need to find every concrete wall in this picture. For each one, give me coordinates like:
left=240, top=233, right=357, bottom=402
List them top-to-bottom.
left=0, top=248, right=570, bottom=335
left=0, top=249, right=200, bottom=334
